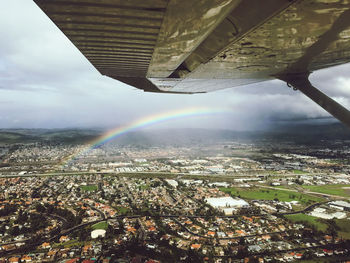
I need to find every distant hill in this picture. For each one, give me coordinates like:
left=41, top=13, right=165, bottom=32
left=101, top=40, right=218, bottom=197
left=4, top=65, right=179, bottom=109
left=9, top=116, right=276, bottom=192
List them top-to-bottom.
left=0, top=122, right=349, bottom=146
left=266, top=122, right=350, bottom=142
left=104, top=123, right=350, bottom=146
left=0, top=129, right=100, bottom=145
left=39, top=129, right=100, bottom=143
left=0, top=131, right=36, bottom=144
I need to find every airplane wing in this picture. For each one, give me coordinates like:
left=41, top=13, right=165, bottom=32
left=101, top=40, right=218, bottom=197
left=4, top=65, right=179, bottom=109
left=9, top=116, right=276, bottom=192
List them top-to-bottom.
left=33, top=0, right=350, bottom=127
left=33, top=0, right=350, bottom=93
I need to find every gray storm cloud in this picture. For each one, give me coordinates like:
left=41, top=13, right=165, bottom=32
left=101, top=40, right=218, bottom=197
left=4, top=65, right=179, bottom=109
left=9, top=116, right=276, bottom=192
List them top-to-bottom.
left=0, top=1, right=350, bottom=130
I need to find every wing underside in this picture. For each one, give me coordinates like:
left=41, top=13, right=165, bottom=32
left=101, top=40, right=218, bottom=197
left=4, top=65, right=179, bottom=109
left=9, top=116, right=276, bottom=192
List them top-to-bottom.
left=34, top=0, right=350, bottom=93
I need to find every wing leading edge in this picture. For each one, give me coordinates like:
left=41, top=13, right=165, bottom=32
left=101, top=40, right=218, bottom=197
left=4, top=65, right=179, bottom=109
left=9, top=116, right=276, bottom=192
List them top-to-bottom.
left=34, top=0, right=350, bottom=93
left=34, top=0, right=350, bottom=128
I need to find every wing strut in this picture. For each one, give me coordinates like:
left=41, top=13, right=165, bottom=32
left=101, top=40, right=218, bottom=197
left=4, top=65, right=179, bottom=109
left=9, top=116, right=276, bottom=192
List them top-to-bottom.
left=278, top=73, right=350, bottom=129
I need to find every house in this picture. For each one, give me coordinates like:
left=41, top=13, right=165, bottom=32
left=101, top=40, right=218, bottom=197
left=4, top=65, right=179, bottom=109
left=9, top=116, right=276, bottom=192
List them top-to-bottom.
left=278, top=225, right=286, bottom=231
left=126, top=226, right=136, bottom=234
left=148, top=226, right=156, bottom=232
left=236, top=230, right=246, bottom=236
left=207, top=231, right=215, bottom=237
left=261, top=234, right=271, bottom=241
left=60, top=235, right=70, bottom=242
left=324, top=235, right=332, bottom=242
left=42, top=242, right=50, bottom=249
left=82, top=244, right=92, bottom=254
left=191, top=244, right=201, bottom=250
left=248, top=245, right=262, bottom=253
left=323, top=249, right=333, bottom=256
left=47, top=250, right=57, bottom=258
left=315, top=251, right=324, bottom=257
left=283, top=252, right=294, bottom=261
left=21, top=256, right=32, bottom=262
left=8, top=257, right=20, bottom=263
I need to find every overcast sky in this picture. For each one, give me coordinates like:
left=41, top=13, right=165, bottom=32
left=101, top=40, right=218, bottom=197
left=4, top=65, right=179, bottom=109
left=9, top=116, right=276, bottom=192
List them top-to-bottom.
left=0, top=1, right=350, bottom=131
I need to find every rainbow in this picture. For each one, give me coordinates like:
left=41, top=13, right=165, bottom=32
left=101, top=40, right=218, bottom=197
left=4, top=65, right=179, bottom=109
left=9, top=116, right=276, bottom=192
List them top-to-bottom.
left=64, top=106, right=228, bottom=166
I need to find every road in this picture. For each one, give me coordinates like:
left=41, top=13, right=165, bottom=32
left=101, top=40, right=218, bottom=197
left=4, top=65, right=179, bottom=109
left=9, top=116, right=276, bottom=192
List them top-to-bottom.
left=0, top=170, right=334, bottom=180
left=84, top=202, right=106, bottom=220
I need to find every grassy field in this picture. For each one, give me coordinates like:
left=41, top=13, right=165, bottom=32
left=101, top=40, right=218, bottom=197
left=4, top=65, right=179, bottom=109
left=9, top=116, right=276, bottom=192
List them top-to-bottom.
left=292, top=169, right=305, bottom=174
left=139, top=184, right=150, bottom=190
left=302, top=184, right=350, bottom=197
left=80, top=185, right=98, bottom=192
left=273, top=185, right=289, bottom=189
left=219, top=187, right=324, bottom=205
left=114, top=205, right=129, bottom=215
left=284, top=214, right=328, bottom=232
left=335, top=219, right=350, bottom=239
left=92, top=221, right=108, bottom=230
left=52, top=239, right=85, bottom=248
left=293, top=259, right=348, bottom=263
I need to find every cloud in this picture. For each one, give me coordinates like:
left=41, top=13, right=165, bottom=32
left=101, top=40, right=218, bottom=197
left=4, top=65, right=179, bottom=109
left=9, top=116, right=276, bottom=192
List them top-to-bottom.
left=0, top=1, right=350, bottom=129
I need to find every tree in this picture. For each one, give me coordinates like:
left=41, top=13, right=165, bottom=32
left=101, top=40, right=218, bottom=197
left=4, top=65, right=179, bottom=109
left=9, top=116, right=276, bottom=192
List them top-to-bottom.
left=35, top=203, right=46, bottom=213
left=16, top=210, right=28, bottom=224
left=10, top=226, right=20, bottom=236
left=239, top=237, right=245, bottom=245
left=236, top=246, right=248, bottom=258
left=302, top=250, right=313, bottom=259
left=249, top=257, right=260, bottom=263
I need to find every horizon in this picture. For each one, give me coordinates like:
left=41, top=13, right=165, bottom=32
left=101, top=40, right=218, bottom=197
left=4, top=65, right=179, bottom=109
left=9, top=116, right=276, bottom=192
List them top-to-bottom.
left=0, top=118, right=343, bottom=132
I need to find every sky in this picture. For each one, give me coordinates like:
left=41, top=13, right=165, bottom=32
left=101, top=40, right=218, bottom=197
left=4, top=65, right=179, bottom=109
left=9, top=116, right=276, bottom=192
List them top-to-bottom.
left=0, top=1, right=350, bottom=131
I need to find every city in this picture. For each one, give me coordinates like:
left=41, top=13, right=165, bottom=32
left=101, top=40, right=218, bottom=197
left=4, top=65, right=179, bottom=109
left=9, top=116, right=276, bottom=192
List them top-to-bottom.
left=2, top=1, right=350, bottom=262
left=1, top=129, right=350, bottom=262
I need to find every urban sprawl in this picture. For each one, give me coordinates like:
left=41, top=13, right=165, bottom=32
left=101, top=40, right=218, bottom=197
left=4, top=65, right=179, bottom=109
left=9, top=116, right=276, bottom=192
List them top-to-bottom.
left=1, top=139, right=350, bottom=262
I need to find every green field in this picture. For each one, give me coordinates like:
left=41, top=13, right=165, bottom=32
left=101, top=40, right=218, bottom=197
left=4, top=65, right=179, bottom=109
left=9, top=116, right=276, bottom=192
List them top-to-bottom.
left=292, top=169, right=305, bottom=174
left=139, top=184, right=150, bottom=190
left=302, top=184, right=350, bottom=197
left=80, top=185, right=98, bottom=192
left=273, top=185, right=289, bottom=189
left=219, top=187, right=324, bottom=205
left=114, top=206, right=129, bottom=215
left=284, top=214, right=328, bottom=232
left=335, top=219, right=350, bottom=239
left=92, top=221, right=108, bottom=230
left=53, top=239, right=85, bottom=248
left=292, top=259, right=344, bottom=263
